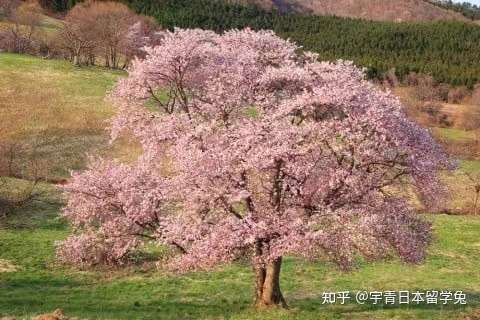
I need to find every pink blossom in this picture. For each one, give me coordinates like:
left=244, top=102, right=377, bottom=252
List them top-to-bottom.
left=59, top=29, right=454, bottom=274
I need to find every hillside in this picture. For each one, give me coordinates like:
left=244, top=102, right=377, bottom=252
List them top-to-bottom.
left=43, top=0, right=468, bottom=22
left=127, top=0, right=480, bottom=86
left=242, top=0, right=468, bottom=22
left=428, top=0, right=480, bottom=20
left=0, top=54, right=480, bottom=320
left=0, top=54, right=134, bottom=181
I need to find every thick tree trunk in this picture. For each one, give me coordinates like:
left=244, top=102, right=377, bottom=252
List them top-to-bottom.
left=254, top=257, right=287, bottom=308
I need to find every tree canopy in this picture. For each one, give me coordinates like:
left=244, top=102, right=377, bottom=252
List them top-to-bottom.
left=57, top=28, right=453, bottom=307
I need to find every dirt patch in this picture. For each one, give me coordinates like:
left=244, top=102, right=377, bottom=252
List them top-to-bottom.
left=0, top=259, right=19, bottom=273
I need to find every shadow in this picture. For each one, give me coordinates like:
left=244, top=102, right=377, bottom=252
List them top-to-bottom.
left=271, top=0, right=312, bottom=14
left=0, top=199, right=65, bottom=230
left=2, top=271, right=478, bottom=320
left=0, top=274, right=253, bottom=320
left=289, top=290, right=480, bottom=315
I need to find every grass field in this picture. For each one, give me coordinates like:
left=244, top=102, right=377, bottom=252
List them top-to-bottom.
left=0, top=53, right=137, bottom=179
left=1, top=53, right=480, bottom=319
left=433, top=127, right=477, bottom=142
left=460, top=160, right=480, bottom=173
left=0, top=198, right=479, bottom=320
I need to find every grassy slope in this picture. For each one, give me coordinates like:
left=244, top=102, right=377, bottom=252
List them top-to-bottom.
left=0, top=13, right=62, bottom=37
left=0, top=53, right=139, bottom=179
left=393, top=86, right=480, bottom=212
left=433, top=127, right=477, bottom=141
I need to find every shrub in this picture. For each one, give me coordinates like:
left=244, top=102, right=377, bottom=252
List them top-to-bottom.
left=0, top=0, right=42, bottom=54
left=0, top=30, right=35, bottom=54
left=413, top=74, right=449, bottom=102
left=472, top=84, right=480, bottom=106
left=447, top=86, right=469, bottom=104
left=420, top=102, right=452, bottom=127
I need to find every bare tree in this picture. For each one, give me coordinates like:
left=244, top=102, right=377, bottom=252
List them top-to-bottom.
left=0, top=0, right=42, bottom=53
left=0, top=0, right=20, bottom=17
left=59, top=1, right=153, bottom=68
left=90, top=1, right=137, bottom=68
left=58, top=2, right=97, bottom=66
left=413, top=74, right=449, bottom=102
left=472, top=84, right=480, bottom=106
left=447, top=86, right=469, bottom=104
left=0, top=140, right=46, bottom=217
left=465, top=172, right=480, bottom=215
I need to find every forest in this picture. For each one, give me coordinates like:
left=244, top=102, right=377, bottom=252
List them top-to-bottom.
left=36, top=0, right=480, bottom=86
left=130, top=0, right=480, bottom=86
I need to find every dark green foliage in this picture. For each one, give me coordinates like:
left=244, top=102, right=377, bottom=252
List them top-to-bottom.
left=39, top=0, right=79, bottom=12
left=45, top=0, right=480, bottom=86
left=123, top=0, right=480, bottom=86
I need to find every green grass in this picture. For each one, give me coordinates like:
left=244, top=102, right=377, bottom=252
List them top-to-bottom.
left=0, top=53, right=129, bottom=179
left=1, top=53, right=479, bottom=319
left=433, top=127, right=477, bottom=142
left=459, top=160, right=480, bottom=173
left=1, top=202, right=479, bottom=319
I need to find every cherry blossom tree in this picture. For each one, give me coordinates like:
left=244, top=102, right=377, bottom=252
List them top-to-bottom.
left=122, top=17, right=161, bottom=68
left=58, top=28, right=454, bottom=307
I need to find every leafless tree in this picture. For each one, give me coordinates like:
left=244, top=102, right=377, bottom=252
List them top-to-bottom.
left=0, top=0, right=42, bottom=53
left=0, top=0, right=20, bottom=17
left=59, top=1, right=159, bottom=68
left=89, top=1, right=138, bottom=68
left=57, top=2, right=97, bottom=66
left=472, top=84, right=480, bottom=106
left=447, top=86, right=469, bottom=104
left=0, top=140, right=45, bottom=217
left=465, top=172, right=480, bottom=215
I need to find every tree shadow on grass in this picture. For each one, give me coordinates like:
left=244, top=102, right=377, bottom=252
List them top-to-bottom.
left=0, top=200, right=65, bottom=230
left=0, top=273, right=254, bottom=320
left=3, top=274, right=478, bottom=320
left=289, top=290, right=480, bottom=317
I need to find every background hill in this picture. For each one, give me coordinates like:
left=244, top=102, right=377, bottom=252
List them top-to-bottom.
left=3, top=0, right=480, bottom=85
left=43, top=0, right=470, bottom=22
left=125, top=0, right=480, bottom=86
left=243, top=0, right=468, bottom=22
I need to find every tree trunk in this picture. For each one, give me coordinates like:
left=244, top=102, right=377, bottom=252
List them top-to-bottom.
left=104, top=49, right=110, bottom=68
left=254, top=257, right=287, bottom=308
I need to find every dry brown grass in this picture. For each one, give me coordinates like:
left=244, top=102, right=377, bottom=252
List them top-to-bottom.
left=0, top=53, right=140, bottom=180
left=394, top=86, right=480, bottom=214
left=441, top=169, right=480, bottom=215
left=0, top=259, right=19, bottom=273
left=458, top=308, right=480, bottom=320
